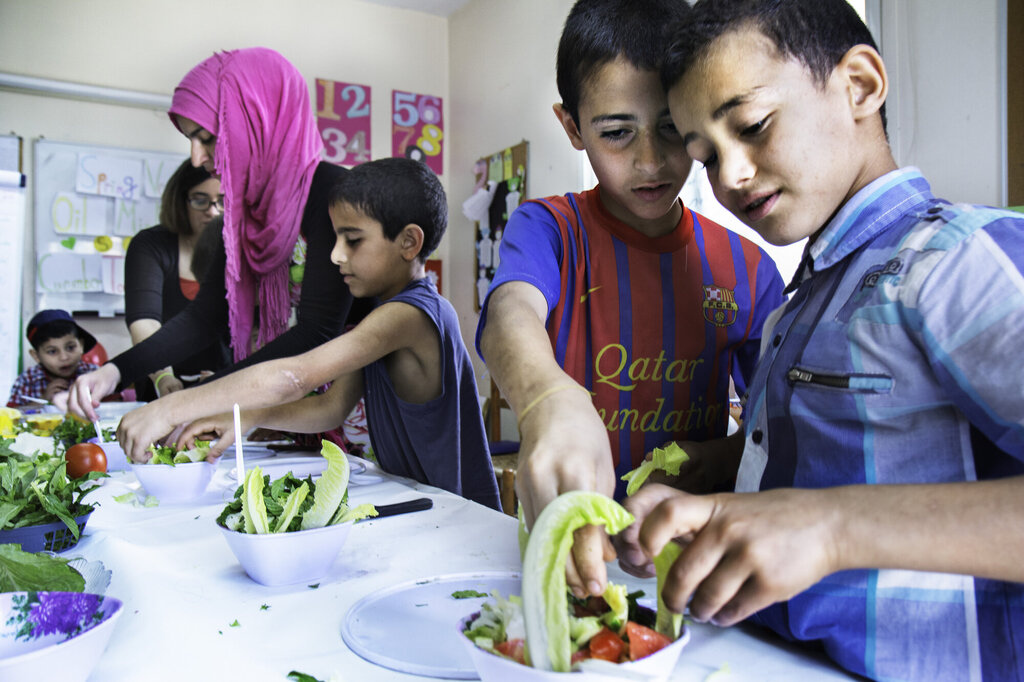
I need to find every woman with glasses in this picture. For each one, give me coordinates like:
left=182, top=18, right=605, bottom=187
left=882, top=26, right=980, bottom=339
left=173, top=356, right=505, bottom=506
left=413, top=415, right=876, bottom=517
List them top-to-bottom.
left=65, top=47, right=371, bottom=419
left=123, top=159, right=231, bottom=401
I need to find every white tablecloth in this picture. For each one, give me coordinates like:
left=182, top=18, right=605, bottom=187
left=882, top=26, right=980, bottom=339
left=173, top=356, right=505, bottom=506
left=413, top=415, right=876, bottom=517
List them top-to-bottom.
left=72, top=452, right=858, bottom=681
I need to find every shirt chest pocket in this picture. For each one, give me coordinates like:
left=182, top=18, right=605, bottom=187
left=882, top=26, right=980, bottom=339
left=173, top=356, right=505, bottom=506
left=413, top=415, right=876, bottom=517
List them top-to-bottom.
left=786, top=366, right=894, bottom=394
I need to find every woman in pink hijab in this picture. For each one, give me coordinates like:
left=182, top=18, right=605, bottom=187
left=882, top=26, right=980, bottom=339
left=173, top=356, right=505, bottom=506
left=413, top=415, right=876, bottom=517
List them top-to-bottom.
left=68, top=48, right=370, bottom=420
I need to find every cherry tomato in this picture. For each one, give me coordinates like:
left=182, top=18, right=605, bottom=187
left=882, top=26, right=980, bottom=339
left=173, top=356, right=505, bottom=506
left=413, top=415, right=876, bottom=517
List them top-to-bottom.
left=65, top=442, right=107, bottom=478
left=625, top=621, right=672, bottom=661
left=589, top=627, right=626, bottom=663
left=494, top=638, right=526, bottom=665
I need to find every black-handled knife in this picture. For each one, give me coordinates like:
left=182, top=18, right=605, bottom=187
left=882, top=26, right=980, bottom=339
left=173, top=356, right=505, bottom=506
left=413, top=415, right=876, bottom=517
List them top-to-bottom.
left=371, top=497, right=433, bottom=519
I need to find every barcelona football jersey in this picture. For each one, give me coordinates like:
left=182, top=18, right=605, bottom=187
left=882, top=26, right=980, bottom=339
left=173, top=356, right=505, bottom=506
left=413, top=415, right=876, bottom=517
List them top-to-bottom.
left=479, top=188, right=785, bottom=496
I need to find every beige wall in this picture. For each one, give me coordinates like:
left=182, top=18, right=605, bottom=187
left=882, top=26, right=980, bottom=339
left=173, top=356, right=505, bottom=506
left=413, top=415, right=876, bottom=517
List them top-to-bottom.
left=447, top=0, right=578, bottom=389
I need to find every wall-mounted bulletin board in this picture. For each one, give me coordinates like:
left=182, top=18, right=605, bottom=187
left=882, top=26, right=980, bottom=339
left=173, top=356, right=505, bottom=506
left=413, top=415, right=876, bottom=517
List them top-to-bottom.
left=33, top=140, right=184, bottom=316
left=473, top=140, right=527, bottom=311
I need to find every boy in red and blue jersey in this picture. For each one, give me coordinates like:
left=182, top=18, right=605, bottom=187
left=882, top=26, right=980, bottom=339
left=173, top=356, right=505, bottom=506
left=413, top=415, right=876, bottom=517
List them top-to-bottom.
left=476, top=0, right=784, bottom=597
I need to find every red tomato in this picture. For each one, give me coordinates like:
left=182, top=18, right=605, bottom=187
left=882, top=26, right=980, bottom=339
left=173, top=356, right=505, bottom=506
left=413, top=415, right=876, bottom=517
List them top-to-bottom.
left=65, top=442, right=107, bottom=478
left=625, top=621, right=673, bottom=661
left=588, top=627, right=626, bottom=663
left=494, top=638, right=526, bottom=665
left=571, top=648, right=591, bottom=664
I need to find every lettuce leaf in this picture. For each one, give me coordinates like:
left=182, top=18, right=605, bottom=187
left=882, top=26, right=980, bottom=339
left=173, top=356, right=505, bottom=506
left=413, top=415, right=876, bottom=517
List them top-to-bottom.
left=300, top=441, right=350, bottom=530
left=620, top=442, right=690, bottom=496
left=241, top=466, right=270, bottom=534
left=272, top=482, right=309, bottom=533
left=521, top=491, right=634, bottom=672
left=653, top=541, right=683, bottom=639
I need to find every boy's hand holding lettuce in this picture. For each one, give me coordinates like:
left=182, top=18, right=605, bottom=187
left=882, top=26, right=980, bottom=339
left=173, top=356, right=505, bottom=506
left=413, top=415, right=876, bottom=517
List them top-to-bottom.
left=217, top=440, right=376, bottom=534
left=464, top=491, right=683, bottom=673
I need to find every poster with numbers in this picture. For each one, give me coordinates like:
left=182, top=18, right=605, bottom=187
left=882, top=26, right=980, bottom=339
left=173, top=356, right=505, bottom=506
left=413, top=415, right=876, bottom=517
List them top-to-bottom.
left=316, top=79, right=372, bottom=167
left=391, top=90, right=443, bottom=176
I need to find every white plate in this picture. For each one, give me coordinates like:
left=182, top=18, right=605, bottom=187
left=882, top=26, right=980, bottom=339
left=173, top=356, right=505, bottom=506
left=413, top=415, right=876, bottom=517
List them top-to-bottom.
left=226, top=454, right=366, bottom=481
left=342, top=571, right=521, bottom=679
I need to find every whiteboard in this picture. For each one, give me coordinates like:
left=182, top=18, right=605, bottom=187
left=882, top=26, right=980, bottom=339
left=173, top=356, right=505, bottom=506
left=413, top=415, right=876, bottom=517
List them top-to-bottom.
left=32, top=140, right=186, bottom=316
left=0, top=155, right=26, bottom=398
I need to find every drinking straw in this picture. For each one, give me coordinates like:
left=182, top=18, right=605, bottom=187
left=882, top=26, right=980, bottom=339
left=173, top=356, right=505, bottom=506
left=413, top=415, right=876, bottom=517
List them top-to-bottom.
left=233, top=403, right=244, bottom=482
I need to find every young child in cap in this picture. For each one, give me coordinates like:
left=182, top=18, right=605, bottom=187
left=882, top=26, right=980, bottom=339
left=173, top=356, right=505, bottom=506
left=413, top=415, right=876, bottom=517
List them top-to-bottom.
left=8, top=310, right=100, bottom=408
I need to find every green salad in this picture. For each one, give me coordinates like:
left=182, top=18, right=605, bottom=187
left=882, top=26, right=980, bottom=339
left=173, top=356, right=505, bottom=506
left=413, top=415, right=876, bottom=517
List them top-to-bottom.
left=0, top=437, right=102, bottom=539
left=144, top=440, right=212, bottom=466
left=217, top=440, right=376, bottom=534
left=464, top=491, right=682, bottom=672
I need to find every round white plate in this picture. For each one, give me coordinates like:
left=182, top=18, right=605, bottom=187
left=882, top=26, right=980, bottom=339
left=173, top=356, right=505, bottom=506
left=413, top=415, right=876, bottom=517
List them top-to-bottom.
left=342, top=571, right=521, bottom=679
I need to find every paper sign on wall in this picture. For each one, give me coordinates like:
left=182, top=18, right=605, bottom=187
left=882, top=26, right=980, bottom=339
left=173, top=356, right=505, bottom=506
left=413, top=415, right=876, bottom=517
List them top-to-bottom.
left=317, top=79, right=372, bottom=166
left=391, top=90, right=443, bottom=176
left=75, top=153, right=144, bottom=200
left=142, top=157, right=179, bottom=199
left=50, top=192, right=110, bottom=236
left=113, top=198, right=159, bottom=236
left=35, top=252, right=104, bottom=294
left=101, top=256, right=125, bottom=295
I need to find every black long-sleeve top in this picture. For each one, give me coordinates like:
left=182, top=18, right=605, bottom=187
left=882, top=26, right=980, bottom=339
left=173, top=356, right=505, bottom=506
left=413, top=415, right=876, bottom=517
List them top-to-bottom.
left=112, top=162, right=373, bottom=388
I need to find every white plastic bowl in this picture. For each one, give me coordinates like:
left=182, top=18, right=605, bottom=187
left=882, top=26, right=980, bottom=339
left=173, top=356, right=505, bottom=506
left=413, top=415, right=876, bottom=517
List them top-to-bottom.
left=90, top=440, right=128, bottom=472
left=131, top=461, right=214, bottom=503
left=218, top=520, right=355, bottom=586
left=0, top=592, right=123, bottom=682
left=458, top=613, right=690, bottom=682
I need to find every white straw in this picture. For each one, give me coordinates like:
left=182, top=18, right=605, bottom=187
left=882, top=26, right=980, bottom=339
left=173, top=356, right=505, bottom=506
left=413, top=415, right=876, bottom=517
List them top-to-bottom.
left=82, top=385, right=104, bottom=442
left=233, top=403, right=244, bottom=483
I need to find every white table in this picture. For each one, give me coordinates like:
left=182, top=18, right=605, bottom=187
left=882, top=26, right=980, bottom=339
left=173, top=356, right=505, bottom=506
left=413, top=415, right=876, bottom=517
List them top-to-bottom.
left=73, top=452, right=858, bottom=681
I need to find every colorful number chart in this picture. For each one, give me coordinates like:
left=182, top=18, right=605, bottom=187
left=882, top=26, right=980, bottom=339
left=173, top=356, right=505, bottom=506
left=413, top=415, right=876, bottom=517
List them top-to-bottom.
left=316, top=79, right=372, bottom=166
left=391, top=90, right=443, bottom=175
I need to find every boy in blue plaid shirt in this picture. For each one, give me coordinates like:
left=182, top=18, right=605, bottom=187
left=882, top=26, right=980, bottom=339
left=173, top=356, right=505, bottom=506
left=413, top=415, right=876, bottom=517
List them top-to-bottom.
left=616, top=2, right=1024, bottom=680
left=7, top=310, right=99, bottom=408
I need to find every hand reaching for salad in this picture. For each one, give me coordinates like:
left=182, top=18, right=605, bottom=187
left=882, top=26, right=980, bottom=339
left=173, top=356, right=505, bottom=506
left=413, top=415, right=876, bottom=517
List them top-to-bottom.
left=514, top=383, right=616, bottom=598
left=116, top=400, right=181, bottom=463
left=175, top=412, right=239, bottom=461
left=624, top=483, right=840, bottom=627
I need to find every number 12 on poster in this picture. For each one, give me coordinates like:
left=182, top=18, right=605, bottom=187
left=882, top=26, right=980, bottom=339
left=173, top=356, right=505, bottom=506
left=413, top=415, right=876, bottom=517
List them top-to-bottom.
left=317, top=79, right=372, bottom=166
left=392, top=90, right=443, bottom=176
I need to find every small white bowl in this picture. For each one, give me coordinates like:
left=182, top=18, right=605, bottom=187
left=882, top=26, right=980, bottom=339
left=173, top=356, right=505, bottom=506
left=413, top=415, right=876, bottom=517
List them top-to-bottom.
left=87, top=439, right=128, bottom=472
left=131, top=461, right=214, bottom=503
left=218, top=521, right=355, bottom=586
left=0, top=592, right=123, bottom=682
left=458, top=613, right=690, bottom=682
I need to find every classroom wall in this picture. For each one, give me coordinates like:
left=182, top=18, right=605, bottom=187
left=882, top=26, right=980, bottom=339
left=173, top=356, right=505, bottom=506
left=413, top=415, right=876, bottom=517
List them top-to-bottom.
left=0, top=0, right=449, bottom=369
left=447, top=0, right=579, bottom=390
left=879, top=0, right=1006, bottom=206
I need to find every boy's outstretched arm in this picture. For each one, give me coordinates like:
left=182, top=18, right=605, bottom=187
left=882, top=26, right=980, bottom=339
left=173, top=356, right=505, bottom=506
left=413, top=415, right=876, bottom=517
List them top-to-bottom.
left=479, top=281, right=616, bottom=597
left=117, top=303, right=416, bottom=462
left=175, top=372, right=364, bottom=460
left=625, top=477, right=1024, bottom=627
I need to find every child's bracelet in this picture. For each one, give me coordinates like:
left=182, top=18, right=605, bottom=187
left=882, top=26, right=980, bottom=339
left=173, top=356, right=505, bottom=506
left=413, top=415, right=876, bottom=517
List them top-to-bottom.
left=153, top=371, right=174, bottom=396
left=516, top=383, right=589, bottom=430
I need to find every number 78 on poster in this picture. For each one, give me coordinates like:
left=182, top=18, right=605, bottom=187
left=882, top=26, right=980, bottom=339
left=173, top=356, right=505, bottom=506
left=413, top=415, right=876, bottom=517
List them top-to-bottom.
left=392, top=90, right=444, bottom=176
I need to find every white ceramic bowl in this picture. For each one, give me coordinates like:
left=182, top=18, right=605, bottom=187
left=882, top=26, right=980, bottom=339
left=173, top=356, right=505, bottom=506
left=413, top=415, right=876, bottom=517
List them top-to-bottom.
left=89, top=440, right=128, bottom=472
left=131, top=461, right=214, bottom=503
left=218, top=521, right=355, bottom=586
left=0, top=592, right=123, bottom=682
left=458, top=613, right=690, bottom=682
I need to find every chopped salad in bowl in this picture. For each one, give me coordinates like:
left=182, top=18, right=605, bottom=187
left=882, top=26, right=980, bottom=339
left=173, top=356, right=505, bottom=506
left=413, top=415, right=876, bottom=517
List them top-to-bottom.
left=460, top=491, right=688, bottom=680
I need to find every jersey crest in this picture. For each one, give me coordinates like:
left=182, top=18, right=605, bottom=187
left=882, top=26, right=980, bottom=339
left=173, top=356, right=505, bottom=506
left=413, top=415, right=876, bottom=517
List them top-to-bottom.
left=703, top=285, right=738, bottom=327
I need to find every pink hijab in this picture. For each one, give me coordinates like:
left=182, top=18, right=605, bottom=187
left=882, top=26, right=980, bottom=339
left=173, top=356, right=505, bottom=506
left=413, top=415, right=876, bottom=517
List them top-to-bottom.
left=169, top=47, right=323, bottom=362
